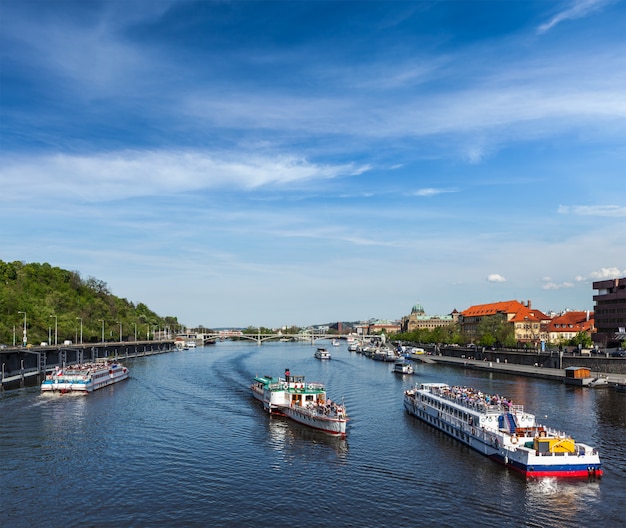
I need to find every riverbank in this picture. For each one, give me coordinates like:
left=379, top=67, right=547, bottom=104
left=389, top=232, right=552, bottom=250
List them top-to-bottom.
left=418, top=354, right=626, bottom=385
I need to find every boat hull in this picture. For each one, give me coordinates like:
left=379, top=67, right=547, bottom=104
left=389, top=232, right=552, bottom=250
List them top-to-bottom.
left=284, top=406, right=347, bottom=437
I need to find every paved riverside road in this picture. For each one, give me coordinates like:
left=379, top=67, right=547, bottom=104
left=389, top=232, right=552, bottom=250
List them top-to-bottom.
left=418, top=354, right=626, bottom=385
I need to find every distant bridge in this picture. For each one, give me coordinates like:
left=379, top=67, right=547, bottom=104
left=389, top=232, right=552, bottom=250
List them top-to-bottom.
left=195, top=332, right=347, bottom=346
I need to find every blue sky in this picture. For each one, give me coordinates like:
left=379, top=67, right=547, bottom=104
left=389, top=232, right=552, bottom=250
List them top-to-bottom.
left=1, top=0, right=625, bottom=329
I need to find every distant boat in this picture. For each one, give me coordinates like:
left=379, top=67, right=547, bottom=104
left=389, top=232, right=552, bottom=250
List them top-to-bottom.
left=332, top=339, right=340, bottom=347
left=314, top=347, right=332, bottom=360
left=392, top=358, right=413, bottom=375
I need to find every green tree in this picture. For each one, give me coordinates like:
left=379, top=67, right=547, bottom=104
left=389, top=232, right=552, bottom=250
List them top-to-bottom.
left=0, top=260, right=178, bottom=345
left=569, top=331, right=593, bottom=348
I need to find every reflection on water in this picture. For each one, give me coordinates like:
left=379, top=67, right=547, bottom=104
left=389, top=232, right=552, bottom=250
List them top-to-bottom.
left=265, top=411, right=349, bottom=461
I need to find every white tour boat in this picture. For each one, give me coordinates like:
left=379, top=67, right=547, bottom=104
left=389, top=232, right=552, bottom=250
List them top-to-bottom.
left=314, top=347, right=332, bottom=360
left=392, top=358, right=414, bottom=375
left=41, top=361, right=129, bottom=393
left=250, top=369, right=348, bottom=437
left=404, top=382, right=602, bottom=478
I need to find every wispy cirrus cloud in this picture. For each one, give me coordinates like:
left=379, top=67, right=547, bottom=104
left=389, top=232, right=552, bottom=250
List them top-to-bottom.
left=537, top=0, right=614, bottom=34
left=0, top=151, right=370, bottom=202
left=411, top=188, right=458, bottom=197
left=558, top=205, right=626, bottom=217
left=543, top=267, right=625, bottom=290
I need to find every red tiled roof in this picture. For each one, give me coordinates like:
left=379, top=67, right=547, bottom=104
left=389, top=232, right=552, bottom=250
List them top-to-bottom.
left=461, top=300, right=549, bottom=321
left=548, top=311, right=594, bottom=333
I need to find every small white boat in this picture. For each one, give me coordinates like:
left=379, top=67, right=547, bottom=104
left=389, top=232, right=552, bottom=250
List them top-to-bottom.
left=332, top=339, right=340, bottom=347
left=314, top=347, right=332, bottom=360
left=392, top=358, right=413, bottom=375
left=41, top=361, right=129, bottom=393
left=250, top=369, right=348, bottom=437
left=587, top=377, right=609, bottom=388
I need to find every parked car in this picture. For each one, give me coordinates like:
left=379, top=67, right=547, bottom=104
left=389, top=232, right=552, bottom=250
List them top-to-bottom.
left=610, top=350, right=626, bottom=357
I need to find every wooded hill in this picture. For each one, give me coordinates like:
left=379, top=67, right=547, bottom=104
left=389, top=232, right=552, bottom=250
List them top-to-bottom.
left=0, top=260, right=179, bottom=346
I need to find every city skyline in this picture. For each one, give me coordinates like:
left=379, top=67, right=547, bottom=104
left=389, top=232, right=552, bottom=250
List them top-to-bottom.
left=1, top=1, right=625, bottom=328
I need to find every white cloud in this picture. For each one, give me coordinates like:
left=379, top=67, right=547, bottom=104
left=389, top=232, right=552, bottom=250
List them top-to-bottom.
left=537, top=0, right=613, bottom=34
left=0, top=151, right=370, bottom=202
left=589, top=267, right=626, bottom=279
left=543, top=268, right=625, bottom=290
left=487, top=274, right=506, bottom=283
left=542, top=281, right=575, bottom=290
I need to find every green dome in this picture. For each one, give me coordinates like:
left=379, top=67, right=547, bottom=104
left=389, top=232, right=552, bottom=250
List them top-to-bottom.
left=411, top=303, right=425, bottom=314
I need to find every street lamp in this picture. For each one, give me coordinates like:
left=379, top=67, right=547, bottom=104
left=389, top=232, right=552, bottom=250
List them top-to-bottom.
left=17, top=311, right=27, bottom=347
left=50, top=315, right=58, bottom=346
left=76, top=318, right=83, bottom=344
left=99, top=319, right=105, bottom=343
left=116, top=321, right=122, bottom=342
left=133, top=323, right=137, bottom=342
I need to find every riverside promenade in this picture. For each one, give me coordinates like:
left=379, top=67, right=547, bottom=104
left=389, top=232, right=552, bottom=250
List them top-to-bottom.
left=0, top=340, right=176, bottom=390
left=418, top=354, right=626, bottom=385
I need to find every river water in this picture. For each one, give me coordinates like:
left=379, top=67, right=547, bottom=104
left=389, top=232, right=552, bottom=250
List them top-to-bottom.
left=1, top=341, right=625, bottom=527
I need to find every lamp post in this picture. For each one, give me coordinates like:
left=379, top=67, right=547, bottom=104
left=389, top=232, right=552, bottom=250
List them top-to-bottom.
left=18, top=311, right=27, bottom=347
left=50, top=315, right=58, bottom=346
left=76, top=318, right=83, bottom=345
left=99, top=319, right=105, bottom=343
left=116, top=321, right=122, bottom=342
left=133, top=323, right=137, bottom=343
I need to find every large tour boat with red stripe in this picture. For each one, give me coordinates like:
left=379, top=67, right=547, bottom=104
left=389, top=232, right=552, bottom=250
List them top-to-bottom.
left=41, top=361, right=129, bottom=393
left=251, top=369, right=348, bottom=437
left=404, top=383, right=602, bottom=478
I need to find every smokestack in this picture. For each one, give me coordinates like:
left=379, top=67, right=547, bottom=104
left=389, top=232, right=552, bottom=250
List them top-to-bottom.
left=527, top=300, right=531, bottom=309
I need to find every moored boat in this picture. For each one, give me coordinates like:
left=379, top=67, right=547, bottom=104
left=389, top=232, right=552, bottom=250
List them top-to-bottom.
left=314, top=347, right=332, bottom=360
left=41, top=361, right=129, bottom=393
left=250, top=369, right=348, bottom=437
left=587, top=376, right=609, bottom=388
left=404, top=382, right=602, bottom=478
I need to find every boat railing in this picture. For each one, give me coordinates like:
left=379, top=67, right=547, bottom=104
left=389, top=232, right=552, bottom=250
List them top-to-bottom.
left=427, top=385, right=523, bottom=415
left=295, top=402, right=347, bottom=419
